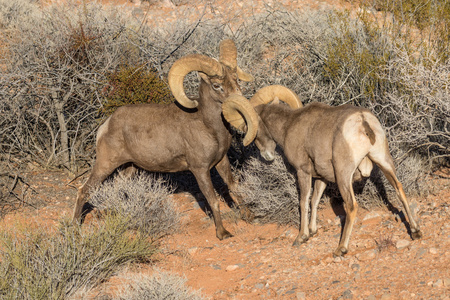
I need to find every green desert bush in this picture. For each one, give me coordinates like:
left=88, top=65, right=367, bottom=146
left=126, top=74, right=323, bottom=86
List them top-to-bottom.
left=370, top=0, right=450, bottom=62
left=102, top=64, right=174, bottom=117
left=89, top=172, right=180, bottom=239
left=0, top=214, right=156, bottom=299
left=114, top=270, right=207, bottom=300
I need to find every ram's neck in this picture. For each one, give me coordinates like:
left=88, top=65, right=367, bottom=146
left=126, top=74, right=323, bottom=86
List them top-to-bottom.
left=258, top=104, right=292, bottom=148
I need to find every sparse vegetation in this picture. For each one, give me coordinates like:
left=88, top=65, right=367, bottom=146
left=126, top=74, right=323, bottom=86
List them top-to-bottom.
left=102, top=64, right=173, bottom=117
left=89, top=172, right=180, bottom=239
left=0, top=214, right=156, bottom=299
left=375, top=232, right=396, bottom=252
left=114, top=270, right=207, bottom=300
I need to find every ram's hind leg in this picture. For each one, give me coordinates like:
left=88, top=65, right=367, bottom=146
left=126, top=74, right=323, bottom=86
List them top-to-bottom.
left=72, top=140, right=126, bottom=224
left=369, top=149, right=422, bottom=240
left=72, top=161, right=119, bottom=224
left=334, top=164, right=359, bottom=257
left=309, top=179, right=327, bottom=237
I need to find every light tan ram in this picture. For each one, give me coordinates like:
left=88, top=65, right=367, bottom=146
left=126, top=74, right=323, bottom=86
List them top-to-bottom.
left=223, top=86, right=422, bottom=256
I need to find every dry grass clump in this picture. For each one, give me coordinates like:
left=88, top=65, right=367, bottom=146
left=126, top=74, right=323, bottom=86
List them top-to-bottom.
left=237, top=152, right=300, bottom=226
left=89, top=172, right=180, bottom=239
left=0, top=214, right=156, bottom=299
left=113, top=270, right=207, bottom=300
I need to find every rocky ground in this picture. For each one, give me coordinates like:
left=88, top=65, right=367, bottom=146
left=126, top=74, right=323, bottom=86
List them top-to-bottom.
left=2, top=168, right=449, bottom=299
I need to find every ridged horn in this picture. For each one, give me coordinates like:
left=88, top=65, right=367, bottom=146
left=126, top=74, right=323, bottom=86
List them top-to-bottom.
left=219, top=39, right=254, bottom=82
left=219, top=39, right=237, bottom=69
left=168, top=54, right=223, bottom=109
left=237, top=66, right=254, bottom=82
left=250, top=85, right=303, bottom=109
left=222, top=95, right=259, bottom=146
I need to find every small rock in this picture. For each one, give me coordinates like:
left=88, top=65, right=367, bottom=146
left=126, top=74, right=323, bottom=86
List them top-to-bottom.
left=363, top=211, right=381, bottom=221
left=335, top=215, right=344, bottom=226
left=396, top=239, right=411, bottom=250
left=187, top=247, right=198, bottom=255
left=415, top=247, right=427, bottom=259
left=429, top=247, right=438, bottom=254
left=356, top=249, right=377, bottom=261
left=334, top=256, right=342, bottom=263
left=324, top=257, right=333, bottom=263
left=351, top=263, right=360, bottom=271
left=211, top=264, right=221, bottom=270
left=226, top=265, right=239, bottom=272
left=444, top=278, right=450, bottom=286
left=433, top=279, right=443, bottom=288
left=255, top=283, right=265, bottom=289
left=342, top=289, right=353, bottom=299
left=399, top=290, right=410, bottom=299
left=296, top=291, right=306, bottom=300
left=381, top=293, right=393, bottom=300
left=366, top=295, right=376, bottom=300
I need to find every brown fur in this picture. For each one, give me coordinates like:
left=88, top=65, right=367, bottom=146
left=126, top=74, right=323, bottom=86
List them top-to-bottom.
left=72, top=65, right=247, bottom=241
left=254, top=102, right=422, bottom=256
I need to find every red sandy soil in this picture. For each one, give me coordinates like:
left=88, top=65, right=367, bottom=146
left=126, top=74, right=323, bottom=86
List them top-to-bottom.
left=1, top=168, right=449, bottom=299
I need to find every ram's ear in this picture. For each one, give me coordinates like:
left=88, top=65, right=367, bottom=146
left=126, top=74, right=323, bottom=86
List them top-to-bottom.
left=198, top=72, right=210, bottom=84
left=271, top=97, right=280, bottom=105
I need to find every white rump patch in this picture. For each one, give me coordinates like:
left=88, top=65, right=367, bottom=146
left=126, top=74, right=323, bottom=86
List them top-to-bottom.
left=96, top=117, right=111, bottom=146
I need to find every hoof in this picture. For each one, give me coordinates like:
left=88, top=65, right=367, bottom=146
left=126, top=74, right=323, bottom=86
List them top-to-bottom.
left=309, top=229, right=317, bottom=237
left=217, top=230, right=233, bottom=240
left=411, top=230, right=423, bottom=240
left=292, top=235, right=309, bottom=247
left=333, top=247, right=348, bottom=257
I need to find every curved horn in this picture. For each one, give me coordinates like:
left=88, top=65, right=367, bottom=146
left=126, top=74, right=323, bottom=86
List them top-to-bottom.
left=219, top=39, right=237, bottom=69
left=220, top=39, right=254, bottom=82
left=168, top=54, right=223, bottom=109
left=237, top=66, right=254, bottom=82
left=250, top=85, right=303, bottom=109
left=222, top=95, right=259, bottom=146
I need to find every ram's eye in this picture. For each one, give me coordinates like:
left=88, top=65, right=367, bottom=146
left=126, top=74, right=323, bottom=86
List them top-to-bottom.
left=212, top=83, right=222, bottom=90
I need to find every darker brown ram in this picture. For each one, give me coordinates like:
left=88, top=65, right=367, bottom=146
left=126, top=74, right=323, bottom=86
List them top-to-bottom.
left=72, top=40, right=258, bottom=240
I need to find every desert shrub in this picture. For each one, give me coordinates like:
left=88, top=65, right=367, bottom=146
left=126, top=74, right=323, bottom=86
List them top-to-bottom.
left=0, top=0, right=147, bottom=171
left=370, top=0, right=450, bottom=62
left=102, top=64, right=174, bottom=117
left=236, top=152, right=300, bottom=226
left=89, top=172, right=180, bottom=239
left=0, top=214, right=156, bottom=299
left=114, top=270, right=207, bottom=300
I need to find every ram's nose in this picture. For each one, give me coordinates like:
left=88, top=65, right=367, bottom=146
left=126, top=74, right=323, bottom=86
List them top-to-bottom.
left=261, top=150, right=275, bottom=162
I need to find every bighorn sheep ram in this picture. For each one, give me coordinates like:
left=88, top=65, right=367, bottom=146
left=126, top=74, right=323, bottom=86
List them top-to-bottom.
left=72, top=39, right=260, bottom=240
left=223, top=85, right=423, bottom=256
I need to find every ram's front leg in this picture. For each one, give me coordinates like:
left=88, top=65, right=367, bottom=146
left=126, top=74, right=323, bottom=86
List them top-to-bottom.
left=215, top=155, right=254, bottom=221
left=192, top=167, right=233, bottom=240
left=293, top=169, right=312, bottom=246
